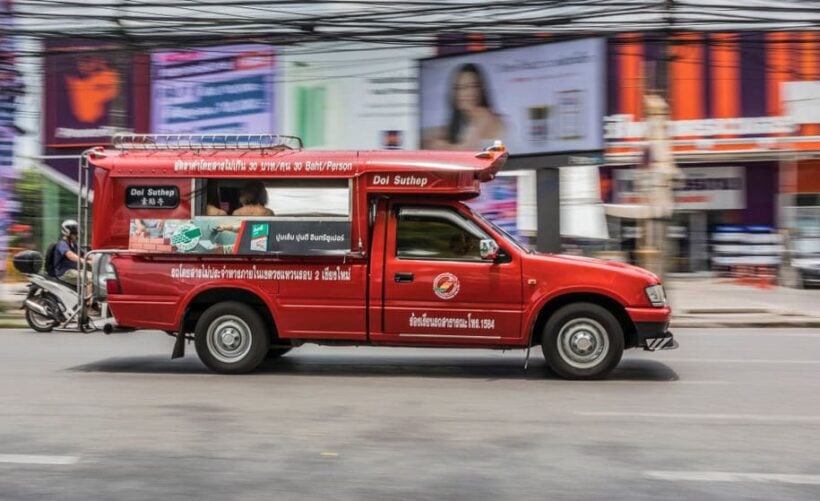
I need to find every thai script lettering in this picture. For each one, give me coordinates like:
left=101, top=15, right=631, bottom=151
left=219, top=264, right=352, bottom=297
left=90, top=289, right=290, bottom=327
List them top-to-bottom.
left=169, top=264, right=352, bottom=281
left=408, top=312, right=495, bottom=330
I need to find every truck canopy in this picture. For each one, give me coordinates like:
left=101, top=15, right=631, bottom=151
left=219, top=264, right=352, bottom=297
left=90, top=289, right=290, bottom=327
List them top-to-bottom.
left=88, top=134, right=508, bottom=198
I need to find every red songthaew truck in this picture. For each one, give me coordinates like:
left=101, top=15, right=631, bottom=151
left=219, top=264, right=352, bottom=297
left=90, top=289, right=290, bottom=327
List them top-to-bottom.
left=87, top=134, right=675, bottom=379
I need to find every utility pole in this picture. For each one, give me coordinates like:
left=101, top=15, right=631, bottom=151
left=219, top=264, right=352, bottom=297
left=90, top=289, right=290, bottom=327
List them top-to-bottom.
left=636, top=0, right=680, bottom=279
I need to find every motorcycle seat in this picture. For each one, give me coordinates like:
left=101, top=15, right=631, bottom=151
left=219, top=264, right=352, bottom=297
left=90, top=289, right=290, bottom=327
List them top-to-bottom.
left=43, top=274, right=79, bottom=292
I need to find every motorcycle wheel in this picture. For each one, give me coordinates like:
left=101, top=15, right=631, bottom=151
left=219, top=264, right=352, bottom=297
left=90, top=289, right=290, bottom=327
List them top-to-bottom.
left=25, top=292, right=59, bottom=333
left=25, top=306, right=58, bottom=332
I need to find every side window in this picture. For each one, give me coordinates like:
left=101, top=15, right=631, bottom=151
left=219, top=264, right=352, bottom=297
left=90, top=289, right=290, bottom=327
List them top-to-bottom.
left=196, top=178, right=350, bottom=218
left=396, top=207, right=489, bottom=261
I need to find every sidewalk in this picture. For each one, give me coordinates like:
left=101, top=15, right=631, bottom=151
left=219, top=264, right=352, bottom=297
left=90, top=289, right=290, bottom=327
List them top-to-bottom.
left=667, top=278, right=820, bottom=328
left=2, top=279, right=819, bottom=329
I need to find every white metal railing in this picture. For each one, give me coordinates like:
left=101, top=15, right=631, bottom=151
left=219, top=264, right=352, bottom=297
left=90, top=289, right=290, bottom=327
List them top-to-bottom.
left=111, top=133, right=303, bottom=151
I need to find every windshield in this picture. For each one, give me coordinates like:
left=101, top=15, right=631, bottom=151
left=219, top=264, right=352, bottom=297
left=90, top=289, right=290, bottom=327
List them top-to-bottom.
left=470, top=207, right=532, bottom=254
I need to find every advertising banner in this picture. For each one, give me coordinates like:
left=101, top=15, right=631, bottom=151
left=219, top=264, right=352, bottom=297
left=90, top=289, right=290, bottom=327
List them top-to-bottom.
left=0, top=0, right=21, bottom=265
left=420, top=38, right=605, bottom=155
left=44, top=40, right=135, bottom=147
left=151, top=44, right=277, bottom=134
left=283, top=44, right=433, bottom=149
left=613, top=166, right=746, bottom=210
left=466, top=176, right=518, bottom=237
left=129, top=218, right=350, bottom=256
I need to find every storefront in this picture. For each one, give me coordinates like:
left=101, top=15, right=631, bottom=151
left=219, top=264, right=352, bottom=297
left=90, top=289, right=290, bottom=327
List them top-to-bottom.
left=601, top=31, right=819, bottom=275
left=604, top=161, right=779, bottom=272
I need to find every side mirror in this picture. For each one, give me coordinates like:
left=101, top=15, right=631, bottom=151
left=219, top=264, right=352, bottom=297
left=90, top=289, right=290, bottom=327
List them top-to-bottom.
left=479, top=239, right=500, bottom=260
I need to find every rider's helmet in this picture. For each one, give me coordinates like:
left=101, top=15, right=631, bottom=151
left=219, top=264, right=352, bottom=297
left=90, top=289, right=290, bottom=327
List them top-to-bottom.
left=60, top=219, right=79, bottom=237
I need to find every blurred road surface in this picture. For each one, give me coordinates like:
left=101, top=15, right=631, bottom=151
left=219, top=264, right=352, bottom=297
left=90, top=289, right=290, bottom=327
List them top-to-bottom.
left=0, top=328, right=819, bottom=500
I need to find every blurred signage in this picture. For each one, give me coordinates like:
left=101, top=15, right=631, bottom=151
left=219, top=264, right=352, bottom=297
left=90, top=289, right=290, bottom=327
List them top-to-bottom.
left=0, top=0, right=20, bottom=262
left=419, top=38, right=605, bottom=155
left=44, top=40, right=136, bottom=147
left=151, top=44, right=277, bottom=134
left=285, top=45, right=432, bottom=149
left=783, top=81, right=820, bottom=125
left=604, top=115, right=797, bottom=139
left=560, top=165, right=609, bottom=240
left=613, top=166, right=745, bottom=210
left=466, top=175, right=518, bottom=237
left=711, top=225, right=783, bottom=267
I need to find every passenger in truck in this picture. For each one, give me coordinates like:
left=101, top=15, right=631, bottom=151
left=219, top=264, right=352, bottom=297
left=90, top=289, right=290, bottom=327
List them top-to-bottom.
left=232, top=180, right=275, bottom=217
left=205, top=183, right=228, bottom=216
left=448, top=231, right=476, bottom=257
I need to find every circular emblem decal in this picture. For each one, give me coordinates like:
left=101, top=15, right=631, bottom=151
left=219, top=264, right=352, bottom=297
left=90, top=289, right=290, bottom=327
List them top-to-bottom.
left=170, top=223, right=202, bottom=252
left=433, top=272, right=460, bottom=300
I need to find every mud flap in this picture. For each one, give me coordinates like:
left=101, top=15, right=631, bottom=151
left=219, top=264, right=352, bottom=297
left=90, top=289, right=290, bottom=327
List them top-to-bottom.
left=171, top=332, right=186, bottom=359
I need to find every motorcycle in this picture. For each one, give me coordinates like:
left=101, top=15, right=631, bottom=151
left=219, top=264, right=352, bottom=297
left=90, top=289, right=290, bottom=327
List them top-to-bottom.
left=13, top=250, right=116, bottom=332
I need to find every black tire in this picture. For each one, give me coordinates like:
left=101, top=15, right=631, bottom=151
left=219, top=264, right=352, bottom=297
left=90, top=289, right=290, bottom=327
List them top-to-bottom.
left=194, top=301, right=270, bottom=374
left=541, top=302, right=624, bottom=380
left=25, top=307, right=57, bottom=333
left=266, top=347, right=292, bottom=359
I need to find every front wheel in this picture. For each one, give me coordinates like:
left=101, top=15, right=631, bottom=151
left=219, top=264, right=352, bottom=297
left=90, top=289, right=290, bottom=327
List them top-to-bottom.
left=194, top=301, right=270, bottom=374
left=541, top=302, right=624, bottom=380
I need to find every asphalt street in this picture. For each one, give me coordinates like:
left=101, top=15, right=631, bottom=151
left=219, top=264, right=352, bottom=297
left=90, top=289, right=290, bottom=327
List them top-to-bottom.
left=0, top=327, right=819, bottom=500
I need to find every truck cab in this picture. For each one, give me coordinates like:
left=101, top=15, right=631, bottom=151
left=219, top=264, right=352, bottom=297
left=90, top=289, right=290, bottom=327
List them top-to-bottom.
left=88, top=134, right=675, bottom=379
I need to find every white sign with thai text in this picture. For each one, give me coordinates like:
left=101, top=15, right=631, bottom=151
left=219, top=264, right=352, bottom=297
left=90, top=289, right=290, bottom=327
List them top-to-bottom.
left=613, top=166, right=745, bottom=211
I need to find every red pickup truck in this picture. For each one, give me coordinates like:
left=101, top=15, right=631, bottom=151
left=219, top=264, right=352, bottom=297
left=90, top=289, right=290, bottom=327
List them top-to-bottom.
left=88, top=134, right=675, bottom=379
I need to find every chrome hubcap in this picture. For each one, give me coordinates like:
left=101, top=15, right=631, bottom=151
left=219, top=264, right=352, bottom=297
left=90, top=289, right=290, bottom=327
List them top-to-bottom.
left=28, top=309, right=53, bottom=328
left=207, top=315, right=253, bottom=364
left=557, top=318, right=609, bottom=369
left=220, top=329, right=241, bottom=349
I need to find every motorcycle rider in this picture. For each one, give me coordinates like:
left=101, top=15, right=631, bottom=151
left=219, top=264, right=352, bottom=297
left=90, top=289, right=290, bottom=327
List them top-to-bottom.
left=52, top=219, right=96, bottom=313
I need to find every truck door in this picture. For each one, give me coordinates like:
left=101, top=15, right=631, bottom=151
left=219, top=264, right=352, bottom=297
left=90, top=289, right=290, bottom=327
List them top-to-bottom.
left=377, top=204, right=523, bottom=345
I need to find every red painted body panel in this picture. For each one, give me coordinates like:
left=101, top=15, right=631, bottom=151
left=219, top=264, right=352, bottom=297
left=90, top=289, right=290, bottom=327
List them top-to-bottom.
left=93, top=146, right=671, bottom=348
left=374, top=200, right=523, bottom=346
left=626, top=306, right=672, bottom=323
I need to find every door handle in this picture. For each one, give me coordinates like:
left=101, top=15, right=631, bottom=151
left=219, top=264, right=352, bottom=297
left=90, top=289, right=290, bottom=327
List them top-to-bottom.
left=394, top=272, right=414, bottom=283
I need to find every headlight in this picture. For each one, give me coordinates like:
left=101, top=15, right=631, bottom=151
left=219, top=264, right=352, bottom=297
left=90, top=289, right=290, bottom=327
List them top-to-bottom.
left=645, top=284, right=667, bottom=307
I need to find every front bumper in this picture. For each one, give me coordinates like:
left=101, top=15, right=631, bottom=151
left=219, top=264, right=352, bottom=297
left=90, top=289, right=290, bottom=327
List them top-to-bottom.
left=635, top=322, right=678, bottom=351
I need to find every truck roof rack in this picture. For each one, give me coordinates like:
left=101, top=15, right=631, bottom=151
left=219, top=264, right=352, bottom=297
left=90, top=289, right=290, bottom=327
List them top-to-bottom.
left=111, top=133, right=304, bottom=151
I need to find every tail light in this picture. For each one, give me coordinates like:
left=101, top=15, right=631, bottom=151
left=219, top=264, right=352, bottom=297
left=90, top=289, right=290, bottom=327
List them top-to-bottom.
left=104, top=261, right=122, bottom=295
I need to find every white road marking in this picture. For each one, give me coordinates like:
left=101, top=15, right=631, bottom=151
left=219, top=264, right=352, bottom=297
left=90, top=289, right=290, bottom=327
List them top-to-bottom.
left=680, top=331, right=820, bottom=338
left=656, top=358, right=820, bottom=365
left=595, top=380, right=728, bottom=385
left=577, top=411, right=820, bottom=424
left=0, top=454, right=80, bottom=465
left=644, top=470, right=820, bottom=485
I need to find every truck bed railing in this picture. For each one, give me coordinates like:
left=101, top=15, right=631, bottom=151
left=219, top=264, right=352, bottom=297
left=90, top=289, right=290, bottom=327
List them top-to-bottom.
left=111, top=133, right=304, bottom=151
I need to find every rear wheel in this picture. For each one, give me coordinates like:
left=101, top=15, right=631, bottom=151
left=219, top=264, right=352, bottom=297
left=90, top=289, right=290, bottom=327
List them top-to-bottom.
left=25, top=293, right=59, bottom=333
left=194, top=301, right=270, bottom=374
left=541, top=302, right=624, bottom=380
left=25, top=306, right=57, bottom=332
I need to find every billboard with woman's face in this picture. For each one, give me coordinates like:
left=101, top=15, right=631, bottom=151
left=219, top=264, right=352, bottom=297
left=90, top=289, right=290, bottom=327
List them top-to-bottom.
left=420, top=38, right=605, bottom=155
